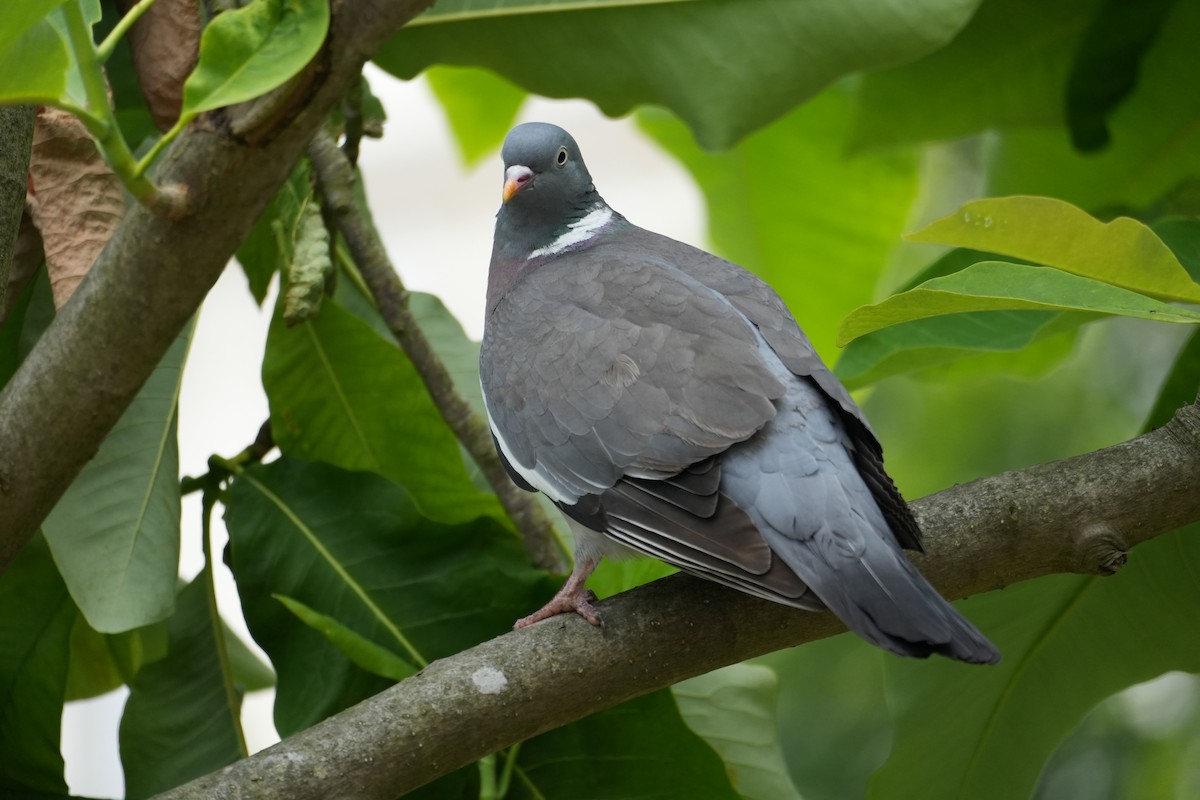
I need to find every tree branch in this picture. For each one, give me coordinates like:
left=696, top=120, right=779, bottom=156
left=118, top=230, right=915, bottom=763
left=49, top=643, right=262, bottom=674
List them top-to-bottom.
left=0, top=0, right=435, bottom=574
left=0, top=105, right=35, bottom=315
left=307, top=130, right=568, bottom=573
left=152, top=400, right=1200, bottom=800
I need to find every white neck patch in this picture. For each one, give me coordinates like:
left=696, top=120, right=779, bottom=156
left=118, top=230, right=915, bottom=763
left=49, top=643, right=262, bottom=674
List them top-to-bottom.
left=528, top=205, right=613, bottom=260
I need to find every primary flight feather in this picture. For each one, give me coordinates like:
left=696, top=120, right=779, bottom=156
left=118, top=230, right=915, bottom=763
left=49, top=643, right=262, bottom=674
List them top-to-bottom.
left=480, top=122, right=999, bottom=664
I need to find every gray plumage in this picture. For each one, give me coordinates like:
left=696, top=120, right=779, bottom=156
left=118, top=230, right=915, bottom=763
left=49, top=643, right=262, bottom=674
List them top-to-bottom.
left=481, top=122, right=999, bottom=664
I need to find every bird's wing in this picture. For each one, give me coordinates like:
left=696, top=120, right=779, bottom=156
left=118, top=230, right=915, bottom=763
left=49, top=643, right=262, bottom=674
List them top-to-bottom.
left=631, top=228, right=924, bottom=552
left=481, top=251, right=784, bottom=505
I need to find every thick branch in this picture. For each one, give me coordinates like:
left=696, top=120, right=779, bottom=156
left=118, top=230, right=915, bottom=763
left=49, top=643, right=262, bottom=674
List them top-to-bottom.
left=0, top=0, right=434, bottom=573
left=0, top=105, right=35, bottom=314
left=308, top=130, right=567, bottom=572
left=153, top=401, right=1200, bottom=800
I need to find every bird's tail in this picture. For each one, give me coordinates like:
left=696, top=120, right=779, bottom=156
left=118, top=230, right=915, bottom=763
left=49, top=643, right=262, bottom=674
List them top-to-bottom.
left=793, top=529, right=1001, bottom=664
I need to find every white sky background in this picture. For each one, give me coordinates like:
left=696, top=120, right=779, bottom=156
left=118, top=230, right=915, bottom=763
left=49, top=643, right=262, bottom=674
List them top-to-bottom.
left=61, top=66, right=704, bottom=798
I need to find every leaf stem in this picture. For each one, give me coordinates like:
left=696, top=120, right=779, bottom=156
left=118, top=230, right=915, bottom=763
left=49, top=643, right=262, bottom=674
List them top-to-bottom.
left=62, top=0, right=187, bottom=216
left=96, top=0, right=161, bottom=64
left=135, top=113, right=192, bottom=178
left=202, top=490, right=250, bottom=758
left=497, top=743, right=521, bottom=797
left=478, top=754, right=497, bottom=800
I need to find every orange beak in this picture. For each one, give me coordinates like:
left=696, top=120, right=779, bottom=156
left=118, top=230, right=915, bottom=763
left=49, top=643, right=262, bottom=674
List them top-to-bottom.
left=503, top=165, right=534, bottom=203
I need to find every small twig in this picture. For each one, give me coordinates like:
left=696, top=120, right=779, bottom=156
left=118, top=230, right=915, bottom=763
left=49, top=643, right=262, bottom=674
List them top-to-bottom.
left=341, top=75, right=365, bottom=167
left=307, top=130, right=568, bottom=573
left=181, top=420, right=276, bottom=495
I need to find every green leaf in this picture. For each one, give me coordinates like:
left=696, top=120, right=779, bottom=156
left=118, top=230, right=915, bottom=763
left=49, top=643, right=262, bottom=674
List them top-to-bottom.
left=0, top=0, right=69, bottom=57
left=181, top=0, right=330, bottom=118
left=378, top=0, right=982, bottom=149
left=849, top=0, right=1093, bottom=151
left=987, top=0, right=1200, bottom=210
left=1064, top=0, right=1178, bottom=151
left=0, top=20, right=71, bottom=107
left=426, top=66, right=526, bottom=166
left=638, top=87, right=918, bottom=360
left=237, top=160, right=312, bottom=305
left=907, top=196, right=1200, bottom=303
left=839, top=262, right=1200, bottom=347
left=1, top=268, right=51, bottom=389
left=409, top=291, right=486, bottom=416
left=262, top=296, right=500, bottom=524
left=834, top=310, right=1087, bottom=388
left=43, top=320, right=194, bottom=633
left=1142, top=328, right=1200, bottom=431
left=225, top=458, right=552, bottom=736
left=872, top=525, right=1200, bottom=800
left=0, top=535, right=74, bottom=795
left=588, top=555, right=676, bottom=600
left=120, top=573, right=244, bottom=799
left=274, top=594, right=417, bottom=682
left=64, top=614, right=124, bottom=701
left=224, top=625, right=275, bottom=693
left=757, top=635, right=891, bottom=800
left=674, top=663, right=803, bottom=800
left=510, top=689, right=739, bottom=799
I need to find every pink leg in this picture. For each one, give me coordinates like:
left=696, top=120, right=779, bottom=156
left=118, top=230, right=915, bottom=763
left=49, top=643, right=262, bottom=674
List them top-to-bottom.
left=514, top=557, right=602, bottom=629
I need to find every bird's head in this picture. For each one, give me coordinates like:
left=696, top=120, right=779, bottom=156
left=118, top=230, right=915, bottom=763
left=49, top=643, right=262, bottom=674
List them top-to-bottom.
left=499, top=122, right=596, bottom=213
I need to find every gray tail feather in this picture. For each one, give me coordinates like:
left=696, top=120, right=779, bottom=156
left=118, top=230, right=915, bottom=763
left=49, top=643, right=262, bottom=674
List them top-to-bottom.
left=781, top=537, right=1000, bottom=664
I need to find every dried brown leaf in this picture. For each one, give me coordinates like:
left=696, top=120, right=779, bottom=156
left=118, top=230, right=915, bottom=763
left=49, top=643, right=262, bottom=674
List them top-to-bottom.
left=124, top=0, right=202, bottom=131
left=28, top=108, right=126, bottom=309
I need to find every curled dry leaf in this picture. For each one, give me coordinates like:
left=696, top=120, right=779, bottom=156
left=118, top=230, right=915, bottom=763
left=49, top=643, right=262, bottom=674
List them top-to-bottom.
left=124, top=0, right=202, bottom=131
left=28, top=107, right=127, bottom=309
left=283, top=198, right=333, bottom=326
left=0, top=209, right=44, bottom=325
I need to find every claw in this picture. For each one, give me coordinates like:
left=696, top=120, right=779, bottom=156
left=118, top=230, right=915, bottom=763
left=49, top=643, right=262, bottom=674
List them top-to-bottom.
left=514, top=558, right=602, bottom=629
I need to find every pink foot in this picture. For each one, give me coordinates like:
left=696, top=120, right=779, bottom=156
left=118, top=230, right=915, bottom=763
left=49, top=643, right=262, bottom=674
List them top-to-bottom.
left=514, top=558, right=601, bottom=629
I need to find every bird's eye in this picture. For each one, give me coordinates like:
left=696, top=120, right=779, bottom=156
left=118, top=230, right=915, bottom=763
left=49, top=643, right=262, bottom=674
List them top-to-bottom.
left=556, top=147, right=569, bottom=166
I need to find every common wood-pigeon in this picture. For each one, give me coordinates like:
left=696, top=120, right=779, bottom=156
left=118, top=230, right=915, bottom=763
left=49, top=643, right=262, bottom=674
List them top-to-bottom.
left=481, top=122, right=999, bottom=664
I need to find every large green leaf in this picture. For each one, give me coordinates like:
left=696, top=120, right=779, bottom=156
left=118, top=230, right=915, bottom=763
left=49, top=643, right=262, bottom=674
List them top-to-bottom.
left=0, top=0, right=69, bottom=57
left=180, top=0, right=329, bottom=118
left=378, top=0, right=982, bottom=149
left=849, top=0, right=1094, bottom=150
left=987, top=0, right=1200, bottom=209
left=1064, top=0, right=1179, bottom=151
left=0, top=19, right=71, bottom=108
left=426, top=66, right=526, bottom=166
left=639, top=87, right=918, bottom=360
left=907, top=196, right=1200, bottom=303
left=838, top=262, right=1200, bottom=346
left=262, top=297, right=501, bottom=524
left=834, top=310, right=1089, bottom=388
left=43, top=321, right=194, bottom=633
left=1143, top=328, right=1200, bottom=430
left=225, top=457, right=552, bottom=735
left=872, top=525, right=1200, bottom=800
left=0, top=536, right=74, bottom=795
left=119, top=574, right=244, bottom=799
left=274, top=594, right=418, bottom=682
left=757, top=635, right=891, bottom=800
left=673, top=663, right=802, bottom=800
left=509, top=689, right=739, bottom=799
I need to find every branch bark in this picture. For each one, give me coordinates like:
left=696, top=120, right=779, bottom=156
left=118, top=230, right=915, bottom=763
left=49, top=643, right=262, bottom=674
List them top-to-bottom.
left=0, top=0, right=434, bottom=574
left=0, top=105, right=35, bottom=316
left=307, top=130, right=568, bottom=573
left=153, top=400, right=1200, bottom=800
